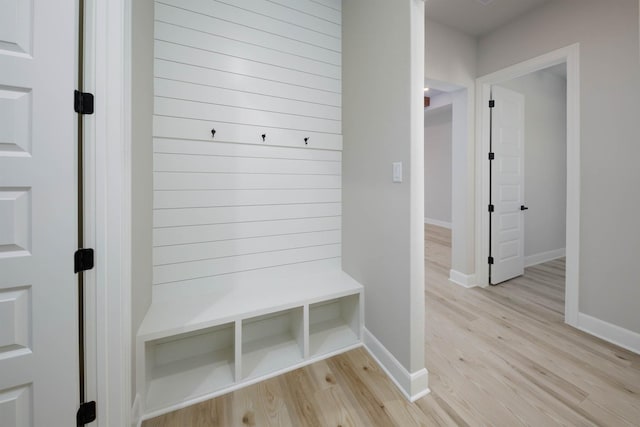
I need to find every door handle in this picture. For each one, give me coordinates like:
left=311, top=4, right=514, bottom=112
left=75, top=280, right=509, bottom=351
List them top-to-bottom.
left=521, top=205, right=529, bottom=211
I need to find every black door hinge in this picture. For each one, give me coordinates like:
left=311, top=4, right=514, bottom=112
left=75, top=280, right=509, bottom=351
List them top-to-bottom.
left=74, top=90, right=94, bottom=115
left=489, top=100, right=495, bottom=108
left=488, top=152, right=495, bottom=160
left=488, top=204, right=494, bottom=212
left=74, top=248, right=94, bottom=273
left=488, top=256, right=494, bottom=265
left=77, top=401, right=96, bottom=425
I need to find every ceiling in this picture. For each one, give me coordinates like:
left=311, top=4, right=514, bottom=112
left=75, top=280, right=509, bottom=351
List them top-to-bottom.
left=426, top=0, right=553, bottom=38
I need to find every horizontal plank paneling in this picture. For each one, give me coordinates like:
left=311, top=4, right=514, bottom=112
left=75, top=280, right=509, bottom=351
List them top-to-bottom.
left=153, top=0, right=342, bottom=286
left=157, top=0, right=341, bottom=51
left=216, top=0, right=341, bottom=38
left=266, top=0, right=341, bottom=23
left=309, top=0, right=341, bottom=12
left=156, top=3, right=340, bottom=65
left=155, top=22, right=340, bottom=80
left=155, top=42, right=340, bottom=94
left=155, top=60, right=341, bottom=107
left=155, top=79, right=341, bottom=121
left=155, top=97, right=341, bottom=134
left=153, top=117, right=343, bottom=150
left=154, top=139, right=341, bottom=161
left=154, top=153, right=341, bottom=175
left=154, top=173, right=341, bottom=191
left=154, top=189, right=341, bottom=209
left=154, top=203, right=341, bottom=228
left=153, top=217, right=341, bottom=246
left=154, top=230, right=341, bottom=265
left=153, top=244, right=341, bottom=284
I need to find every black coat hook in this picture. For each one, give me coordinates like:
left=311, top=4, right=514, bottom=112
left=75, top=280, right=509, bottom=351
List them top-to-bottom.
left=211, top=128, right=216, bottom=138
left=261, top=133, right=266, bottom=142
left=304, top=137, right=309, bottom=145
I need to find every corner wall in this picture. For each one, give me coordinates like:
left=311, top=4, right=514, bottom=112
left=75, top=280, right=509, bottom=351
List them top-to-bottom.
left=343, top=0, right=428, bottom=399
left=478, top=0, right=640, bottom=342
left=425, top=18, right=476, bottom=279
left=424, top=105, right=453, bottom=226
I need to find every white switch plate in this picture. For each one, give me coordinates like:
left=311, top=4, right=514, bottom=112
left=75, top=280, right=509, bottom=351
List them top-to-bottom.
left=392, top=162, right=402, bottom=183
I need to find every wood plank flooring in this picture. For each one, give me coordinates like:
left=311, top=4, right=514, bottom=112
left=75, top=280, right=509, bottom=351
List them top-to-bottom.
left=144, top=225, right=640, bottom=426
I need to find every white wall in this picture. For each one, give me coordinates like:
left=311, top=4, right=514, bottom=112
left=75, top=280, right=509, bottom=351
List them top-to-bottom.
left=131, top=0, right=154, bottom=402
left=151, top=0, right=343, bottom=291
left=343, top=0, right=427, bottom=397
left=478, top=0, right=640, bottom=334
left=425, top=18, right=476, bottom=277
left=499, top=68, right=567, bottom=263
left=424, top=104, right=452, bottom=226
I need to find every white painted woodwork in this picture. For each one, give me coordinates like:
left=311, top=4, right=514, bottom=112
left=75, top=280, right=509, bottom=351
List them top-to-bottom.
left=0, top=0, right=77, bottom=425
left=0, top=0, right=32, bottom=56
left=139, top=0, right=356, bottom=419
left=153, top=0, right=343, bottom=282
left=154, top=59, right=341, bottom=106
left=491, top=86, right=525, bottom=284
left=0, top=89, right=31, bottom=156
left=153, top=117, right=343, bottom=150
left=153, top=203, right=341, bottom=228
left=153, top=216, right=341, bottom=247
left=137, top=259, right=362, bottom=418
left=309, top=294, right=360, bottom=357
left=241, top=308, right=304, bottom=380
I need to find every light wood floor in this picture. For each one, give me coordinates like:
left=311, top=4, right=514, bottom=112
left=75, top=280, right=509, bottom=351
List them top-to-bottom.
left=144, top=225, right=640, bottom=426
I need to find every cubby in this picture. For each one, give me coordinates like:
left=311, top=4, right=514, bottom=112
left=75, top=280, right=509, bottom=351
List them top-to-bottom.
left=137, top=259, right=363, bottom=419
left=309, top=294, right=360, bottom=357
left=241, top=308, right=304, bottom=380
left=144, top=323, right=235, bottom=412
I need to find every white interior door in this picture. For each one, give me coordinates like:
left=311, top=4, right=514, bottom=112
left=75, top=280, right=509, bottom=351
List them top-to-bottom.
left=0, top=0, right=79, bottom=425
left=490, top=85, right=525, bottom=285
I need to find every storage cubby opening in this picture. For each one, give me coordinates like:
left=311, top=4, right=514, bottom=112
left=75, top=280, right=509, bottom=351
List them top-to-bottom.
left=309, top=294, right=360, bottom=357
left=241, top=308, right=304, bottom=380
left=144, top=322, right=235, bottom=411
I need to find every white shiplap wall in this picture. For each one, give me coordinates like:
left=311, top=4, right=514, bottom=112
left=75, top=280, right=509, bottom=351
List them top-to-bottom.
left=153, top=0, right=342, bottom=287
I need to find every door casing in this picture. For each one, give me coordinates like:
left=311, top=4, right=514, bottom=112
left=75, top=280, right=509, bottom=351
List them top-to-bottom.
left=475, top=43, right=581, bottom=327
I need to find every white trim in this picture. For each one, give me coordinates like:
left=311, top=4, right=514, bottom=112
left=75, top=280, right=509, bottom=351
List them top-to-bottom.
left=92, top=0, right=132, bottom=425
left=475, top=43, right=580, bottom=327
left=424, top=217, right=452, bottom=229
left=524, top=248, right=566, bottom=268
left=449, top=270, right=477, bottom=288
left=577, top=313, right=640, bottom=355
left=363, top=328, right=430, bottom=402
left=140, top=343, right=363, bottom=421
left=131, top=394, right=142, bottom=427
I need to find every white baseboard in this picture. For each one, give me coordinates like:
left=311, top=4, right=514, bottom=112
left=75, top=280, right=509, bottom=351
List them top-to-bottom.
left=424, top=217, right=452, bottom=229
left=524, top=248, right=565, bottom=267
left=449, top=270, right=477, bottom=288
left=577, top=312, right=640, bottom=355
left=363, top=328, right=430, bottom=401
left=131, top=393, right=142, bottom=427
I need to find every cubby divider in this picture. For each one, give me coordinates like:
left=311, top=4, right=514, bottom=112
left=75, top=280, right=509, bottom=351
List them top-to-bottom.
left=137, top=260, right=363, bottom=419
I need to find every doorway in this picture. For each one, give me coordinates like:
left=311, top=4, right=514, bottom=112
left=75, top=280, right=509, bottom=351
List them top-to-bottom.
left=475, top=45, right=580, bottom=327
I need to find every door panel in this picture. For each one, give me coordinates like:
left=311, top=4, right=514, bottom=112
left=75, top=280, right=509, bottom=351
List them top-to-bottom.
left=0, top=0, right=78, bottom=425
left=491, top=85, right=525, bottom=284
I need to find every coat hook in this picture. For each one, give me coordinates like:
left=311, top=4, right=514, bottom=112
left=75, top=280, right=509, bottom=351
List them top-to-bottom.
left=211, top=128, right=216, bottom=138
left=261, top=133, right=266, bottom=142
left=304, top=137, right=309, bottom=145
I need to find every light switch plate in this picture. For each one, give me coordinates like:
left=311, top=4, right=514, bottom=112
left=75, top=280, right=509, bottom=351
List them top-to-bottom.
left=392, top=162, right=402, bottom=183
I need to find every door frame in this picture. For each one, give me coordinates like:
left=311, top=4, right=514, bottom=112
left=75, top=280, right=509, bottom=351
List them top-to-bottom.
left=84, top=0, right=132, bottom=425
left=474, top=43, right=581, bottom=327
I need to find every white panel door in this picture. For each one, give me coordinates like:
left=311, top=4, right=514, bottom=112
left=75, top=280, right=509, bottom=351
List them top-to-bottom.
left=0, top=0, right=78, bottom=426
left=491, top=86, right=525, bottom=285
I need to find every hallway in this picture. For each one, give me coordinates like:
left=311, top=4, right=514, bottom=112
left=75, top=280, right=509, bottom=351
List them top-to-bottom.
left=144, top=226, right=640, bottom=426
